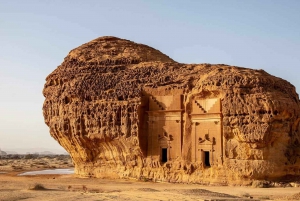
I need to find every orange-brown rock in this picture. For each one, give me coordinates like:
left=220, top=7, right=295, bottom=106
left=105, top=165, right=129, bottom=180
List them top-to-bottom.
left=43, top=36, right=300, bottom=184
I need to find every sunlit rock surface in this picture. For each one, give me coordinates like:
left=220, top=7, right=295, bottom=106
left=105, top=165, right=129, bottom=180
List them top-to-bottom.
left=43, top=36, right=300, bottom=184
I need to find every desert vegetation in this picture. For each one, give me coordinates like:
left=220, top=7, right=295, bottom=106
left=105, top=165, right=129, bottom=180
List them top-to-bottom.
left=0, top=154, right=73, bottom=172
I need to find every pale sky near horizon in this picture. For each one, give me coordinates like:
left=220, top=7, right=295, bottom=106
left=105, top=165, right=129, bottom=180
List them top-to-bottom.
left=1, top=1, right=300, bottom=153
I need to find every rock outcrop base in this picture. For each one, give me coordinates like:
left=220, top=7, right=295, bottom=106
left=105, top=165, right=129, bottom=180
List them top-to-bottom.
left=43, top=36, right=300, bottom=184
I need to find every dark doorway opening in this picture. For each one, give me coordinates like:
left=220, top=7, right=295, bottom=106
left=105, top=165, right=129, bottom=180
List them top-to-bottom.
left=161, top=148, right=168, bottom=163
left=204, top=151, right=210, bottom=167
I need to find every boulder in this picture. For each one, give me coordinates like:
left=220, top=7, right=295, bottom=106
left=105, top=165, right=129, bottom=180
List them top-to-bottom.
left=43, top=36, right=300, bottom=183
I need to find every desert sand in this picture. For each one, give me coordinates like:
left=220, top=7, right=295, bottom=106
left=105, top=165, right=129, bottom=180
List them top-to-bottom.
left=1, top=156, right=300, bottom=201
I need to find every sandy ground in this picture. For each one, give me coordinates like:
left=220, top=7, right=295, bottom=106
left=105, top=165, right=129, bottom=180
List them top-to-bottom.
left=1, top=157, right=300, bottom=201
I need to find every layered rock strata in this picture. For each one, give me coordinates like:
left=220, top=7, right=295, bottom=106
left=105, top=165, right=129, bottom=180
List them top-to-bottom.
left=43, top=36, right=300, bottom=184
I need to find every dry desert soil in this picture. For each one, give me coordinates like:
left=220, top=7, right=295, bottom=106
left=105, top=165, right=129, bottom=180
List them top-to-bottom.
left=1, top=156, right=300, bottom=201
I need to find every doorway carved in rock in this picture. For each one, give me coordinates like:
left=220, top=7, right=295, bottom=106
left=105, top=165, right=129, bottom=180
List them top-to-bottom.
left=191, top=98, right=223, bottom=167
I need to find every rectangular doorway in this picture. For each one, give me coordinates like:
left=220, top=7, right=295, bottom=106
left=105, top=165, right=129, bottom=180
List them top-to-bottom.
left=161, top=148, right=168, bottom=163
left=204, top=151, right=210, bottom=167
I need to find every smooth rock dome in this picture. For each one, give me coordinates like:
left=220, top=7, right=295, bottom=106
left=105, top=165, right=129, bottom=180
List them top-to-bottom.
left=43, top=36, right=300, bottom=184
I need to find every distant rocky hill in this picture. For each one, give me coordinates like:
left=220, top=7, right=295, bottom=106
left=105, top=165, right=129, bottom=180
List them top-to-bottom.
left=43, top=36, right=300, bottom=184
left=2, top=148, right=67, bottom=155
left=0, top=150, right=7, bottom=155
left=38, top=151, right=55, bottom=155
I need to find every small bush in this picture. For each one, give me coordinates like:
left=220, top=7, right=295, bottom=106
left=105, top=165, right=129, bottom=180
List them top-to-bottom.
left=24, top=154, right=39, bottom=159
left=139, top=176, right=151, bottom=182
left=252, top=180, right=271, bottom=188
left=29, top=183, right=46, bottom=190
left=82, top=185, right=88, bottom=192
left=241, top=192, right=251, bottom=197
left=259, top=196, right=270, bottom=200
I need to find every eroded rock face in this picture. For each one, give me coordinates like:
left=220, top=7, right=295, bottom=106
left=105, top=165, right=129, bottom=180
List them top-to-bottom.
left=43, top=36, right=300, bottom=184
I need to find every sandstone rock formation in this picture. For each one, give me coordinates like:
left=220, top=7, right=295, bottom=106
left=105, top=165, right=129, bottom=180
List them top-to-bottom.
left=43, top=36, right=300, bottom=184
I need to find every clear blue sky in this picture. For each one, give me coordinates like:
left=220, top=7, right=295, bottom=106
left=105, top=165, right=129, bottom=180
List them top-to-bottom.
left=1, top=0, right=300, bottom=153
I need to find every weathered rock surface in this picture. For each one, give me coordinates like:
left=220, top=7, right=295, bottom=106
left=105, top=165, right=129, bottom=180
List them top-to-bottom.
left=43, top=36, right=300, bottom=184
